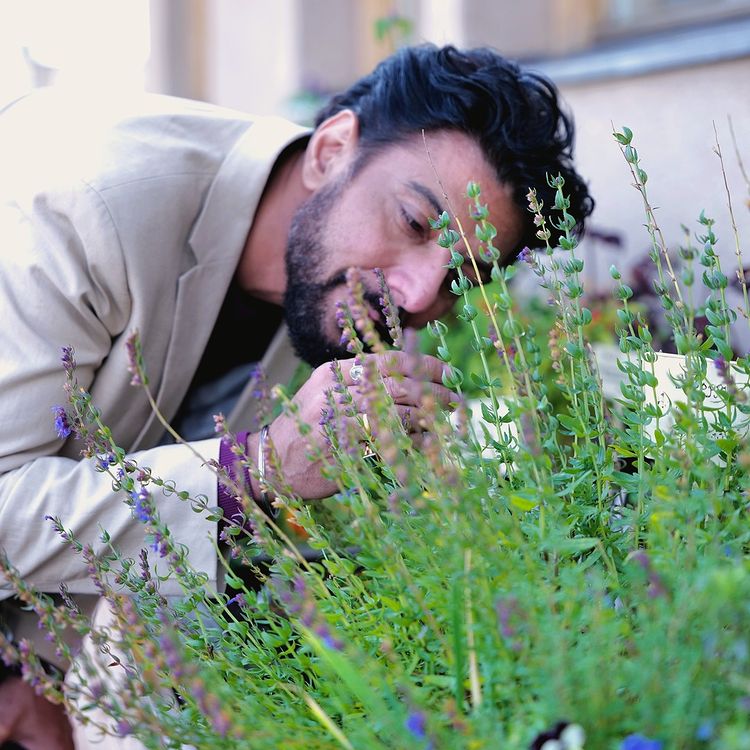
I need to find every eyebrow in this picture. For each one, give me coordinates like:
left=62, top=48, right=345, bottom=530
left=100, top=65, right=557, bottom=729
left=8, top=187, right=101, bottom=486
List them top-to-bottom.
left=406, top=180, right=445, bottom=218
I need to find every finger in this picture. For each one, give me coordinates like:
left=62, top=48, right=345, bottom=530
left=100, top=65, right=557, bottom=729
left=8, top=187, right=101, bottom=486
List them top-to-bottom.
left=346, top=351, right=447, bottom=385
left=378, top=351, right=446, bottom=384
left=380, top=376, right=455, bottom=409
left=341, top=401, right=429, bottom=436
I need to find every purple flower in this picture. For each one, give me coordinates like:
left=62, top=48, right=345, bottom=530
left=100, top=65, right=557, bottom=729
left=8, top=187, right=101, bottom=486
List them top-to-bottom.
left=518, top=246, right=534, bottom=265
left=375, top=267, right=404, bottom=348
left=335, top=301, right=357, bottom=352
left=125, top=330, right=144, bottom=386
left=60, top=345, right=76, bottom=374
left=714, top=355, right=743, bottom=399
left=249, top=364, right=266, bottom=394
left=52, top=406, right=72, bottom=439
left=319, top=406, right=334, bottom=429
left=213, top=413, right=226, bottom=435
left=95, top=453, right=116, bottom=472
left=132, top=488, right=152, bottom=523
left=44, top=514, right=70, bottom=542
left=150, top=533, right=168, bottom=558
left=630, top=551, right=667, bottom=599
left=227, top=593, right=247, bottom=609
left=495, top=597, right=523, bottom=651
left=496, top=599, right=515, bottom=639
left=315, top=623, right=344, bottom=651
left=158, top=633, right=185, bottom=677
left=192, top=678, right=231, bottom=737
left=405, top=711, right=427, bottom=740
left=622, top=734, right=663, bottom=750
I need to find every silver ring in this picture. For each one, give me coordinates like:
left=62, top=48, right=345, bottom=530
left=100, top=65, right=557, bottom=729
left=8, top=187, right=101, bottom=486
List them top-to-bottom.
left=349, top=363, right=363, bottom=383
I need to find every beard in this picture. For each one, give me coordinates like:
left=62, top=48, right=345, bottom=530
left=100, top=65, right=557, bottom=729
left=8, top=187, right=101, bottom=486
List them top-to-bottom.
left=284, top=176, right=396, bottom=368
left=283, top=178, right=356, bottom=368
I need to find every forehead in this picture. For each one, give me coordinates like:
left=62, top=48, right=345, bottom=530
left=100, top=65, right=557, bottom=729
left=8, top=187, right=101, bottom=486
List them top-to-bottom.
left=359, top=130, right=521, bottom=244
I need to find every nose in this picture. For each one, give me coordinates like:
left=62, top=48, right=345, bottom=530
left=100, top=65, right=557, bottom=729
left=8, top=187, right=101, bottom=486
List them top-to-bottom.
left=382, top=254, right=451, bottom=324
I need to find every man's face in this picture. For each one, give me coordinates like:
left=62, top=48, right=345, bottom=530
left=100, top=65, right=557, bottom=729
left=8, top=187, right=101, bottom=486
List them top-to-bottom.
left=283, top=129, right=522, bottom=367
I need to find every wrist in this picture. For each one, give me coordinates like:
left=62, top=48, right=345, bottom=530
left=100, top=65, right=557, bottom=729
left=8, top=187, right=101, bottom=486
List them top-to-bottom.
left=217, top=429, right=278, bottom=524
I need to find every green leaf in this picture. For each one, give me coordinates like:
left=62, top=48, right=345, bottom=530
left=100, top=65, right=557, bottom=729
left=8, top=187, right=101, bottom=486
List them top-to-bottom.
left=614, top=126, right=633, bottom=145
left=494, top=291, right=511, bottom=311
left=460, top=303, right=478, bottom=322
left=502, top=318, right=520, bottom=338
left=426, top=320, right=448, bottom=338
left=564, top=342, right=582, bottom=358
left=437, top=345, right=452, bottom=362
left=442, top=367, right=464, bottom=389
left=639, top=371, right=658, bottom=388
left=470, top=372, right=489, bottom=390
left=481, top=402, right=497, bottom=423
left=558, top=413, right=585, bottom=437
left=716, top=437, right=737, bottom=454
left=612, top=444, right=637, bottom=458
left=509, top=494, right=538, bottom=512
left=550, top=537, right=600, bottom=555
left=223, top=572, right=244, bottom=589
left=304, top=630, right=395, bottom=726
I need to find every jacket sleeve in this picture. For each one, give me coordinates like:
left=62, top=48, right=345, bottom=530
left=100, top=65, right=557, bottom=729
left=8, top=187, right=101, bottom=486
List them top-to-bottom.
left=0, top=180, right=222, bottom=600
left=0, top=441, right=222, bottom=598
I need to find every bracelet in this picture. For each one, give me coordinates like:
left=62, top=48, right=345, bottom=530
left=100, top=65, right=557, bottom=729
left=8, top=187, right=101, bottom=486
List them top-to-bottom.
left=256, top=424, right=279, bottom=519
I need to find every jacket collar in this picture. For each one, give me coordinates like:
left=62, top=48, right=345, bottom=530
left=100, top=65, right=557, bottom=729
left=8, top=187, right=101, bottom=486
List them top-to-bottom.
left=187, top=114, right=310, bottom=267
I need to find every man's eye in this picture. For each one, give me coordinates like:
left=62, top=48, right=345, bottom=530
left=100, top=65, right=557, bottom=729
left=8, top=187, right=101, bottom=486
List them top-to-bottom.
left=401, top=208, right=424, bottom=237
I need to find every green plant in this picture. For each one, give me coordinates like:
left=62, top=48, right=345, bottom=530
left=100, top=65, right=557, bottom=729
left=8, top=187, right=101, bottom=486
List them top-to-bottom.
left=2, top=128, right=750, bottom=750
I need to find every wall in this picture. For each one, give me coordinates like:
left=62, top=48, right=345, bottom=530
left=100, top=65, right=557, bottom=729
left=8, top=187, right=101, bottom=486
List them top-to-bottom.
left=560, top=57, right=750, bottom=284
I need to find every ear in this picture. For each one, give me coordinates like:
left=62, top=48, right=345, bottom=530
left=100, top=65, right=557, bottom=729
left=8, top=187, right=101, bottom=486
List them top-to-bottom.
left=301, top=109, right=359, bottom=190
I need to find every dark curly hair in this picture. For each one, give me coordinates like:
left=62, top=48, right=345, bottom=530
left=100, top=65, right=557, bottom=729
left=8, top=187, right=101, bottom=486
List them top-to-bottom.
left=315, top=44, right=594, bottom=259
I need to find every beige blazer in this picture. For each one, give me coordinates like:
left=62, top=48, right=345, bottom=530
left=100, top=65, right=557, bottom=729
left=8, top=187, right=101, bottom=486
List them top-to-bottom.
left=0, top=89, right=304, bottom=616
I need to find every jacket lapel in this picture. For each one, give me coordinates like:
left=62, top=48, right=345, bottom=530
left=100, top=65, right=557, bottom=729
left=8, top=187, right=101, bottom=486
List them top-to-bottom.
left=130, top=116, right=310, bottom=451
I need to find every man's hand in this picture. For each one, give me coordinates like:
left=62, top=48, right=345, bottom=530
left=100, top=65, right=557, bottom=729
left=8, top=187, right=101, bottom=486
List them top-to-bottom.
left=253, top=351, right=455, bottom=500
left=0, top=676, right=74, bottom=750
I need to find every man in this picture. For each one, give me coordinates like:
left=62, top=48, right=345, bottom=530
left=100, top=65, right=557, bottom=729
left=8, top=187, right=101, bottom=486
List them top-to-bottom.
left=0, top=44, right=592, bottom=747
